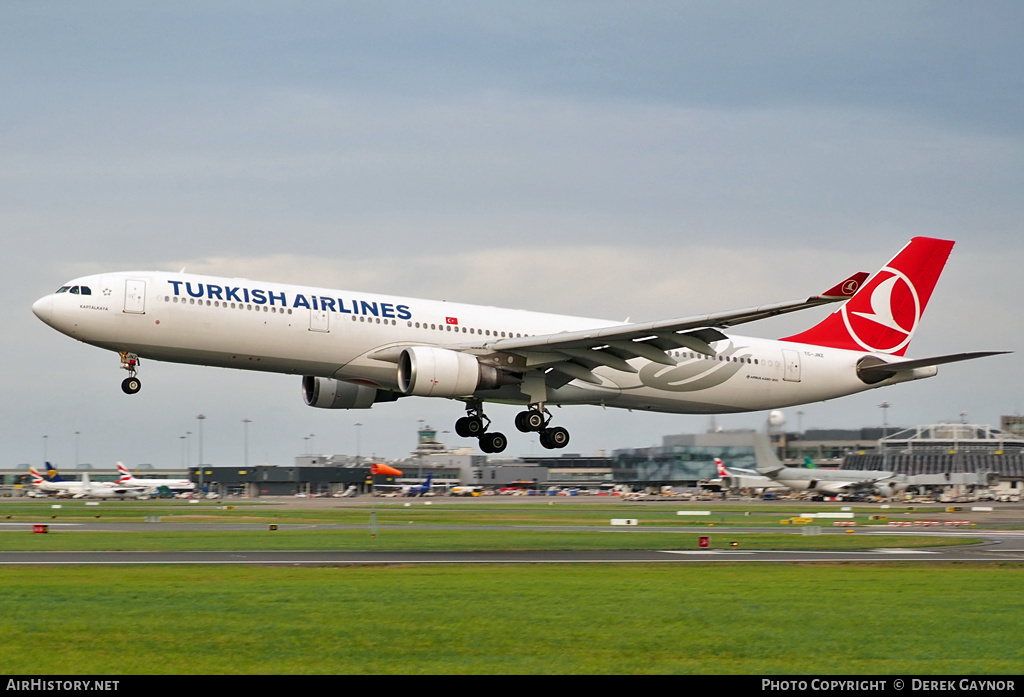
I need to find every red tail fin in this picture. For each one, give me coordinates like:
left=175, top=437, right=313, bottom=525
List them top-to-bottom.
left=781, top=237, right=954, bottom=356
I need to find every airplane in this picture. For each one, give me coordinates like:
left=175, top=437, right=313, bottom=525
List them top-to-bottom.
left=31, top=237, right=1006, bottom=454
left=751, top=432, right=908, bottom=498
left=116, top=462, right=196, bottom=492
left=28, top=464, right=95, bottom=496
left=30, top=464, right=145, bottom=498
left=73, top=472, right=146, bottom=499
left=402, top=473, right=435, bottom=497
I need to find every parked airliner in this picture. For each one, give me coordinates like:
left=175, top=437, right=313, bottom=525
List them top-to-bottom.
left=32, top=237, right=1004, bottom=453
left=752, top=433, right=909, bottom=498
left=116, top=462, right=196, bottom=492
left=29, top=465, right=145, bottom=499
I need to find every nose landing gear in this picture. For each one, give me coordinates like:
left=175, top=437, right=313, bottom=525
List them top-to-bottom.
left=119, top=352, right=141, bottom=394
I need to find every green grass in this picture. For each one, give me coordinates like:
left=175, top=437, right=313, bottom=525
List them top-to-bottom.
left=0, top=498, right=974, bottom=528
left=0, top=498, right=979, bottom=551
left=0, top=498, right=1013, bottom=675
left=0, top=527, right=975, bottom=551
left=1, top=564, right=1021, bottom=674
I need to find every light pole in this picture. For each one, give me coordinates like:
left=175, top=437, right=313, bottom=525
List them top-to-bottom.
left=878, top=401, right=890, bottom=468
left=196, top=414, right=206, bottom=490
left=242, top=419, right=252, bottom=468
left=355, top=423, right=363, bottom=465
left=74, top=431, right=80, bottom=468
left=42, top=435, right=48, bottom=463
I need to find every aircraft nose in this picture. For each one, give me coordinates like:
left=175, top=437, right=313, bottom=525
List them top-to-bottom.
left=32, top=295, right=54, bottom=325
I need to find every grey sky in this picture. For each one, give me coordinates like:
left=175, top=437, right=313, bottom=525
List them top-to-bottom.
left=4, top=2, right=1022, bottom=469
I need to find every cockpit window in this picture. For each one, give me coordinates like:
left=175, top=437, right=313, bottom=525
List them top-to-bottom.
left=56, top=286, right=70, bottom=294
left=80, top=286, right=92, bottom=295
left=69, top=287, right=79, bottom=294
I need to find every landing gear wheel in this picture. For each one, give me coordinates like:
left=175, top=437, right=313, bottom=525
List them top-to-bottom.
left=119, top=352, right=141, bottom=395
left=515, top=410, right=546, bottom=432
left=456, top=416, right=485, bottom=438
left=539, top=426, right=569, bottom=450
left=480, top=432, right=508, bottom=454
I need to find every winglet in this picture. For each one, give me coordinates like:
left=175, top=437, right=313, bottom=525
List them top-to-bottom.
left=817, top=272, right=869, bottom=300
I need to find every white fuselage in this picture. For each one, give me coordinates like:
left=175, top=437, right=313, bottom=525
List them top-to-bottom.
left=32, top=271, right=930, bottom=414
left=763, top=467, right=908, bottom=495
left=32, top=475, right=142, bottom=499
left=118, top=475, right=196, bottom=491
left=31, top=479, right=89, bottom=496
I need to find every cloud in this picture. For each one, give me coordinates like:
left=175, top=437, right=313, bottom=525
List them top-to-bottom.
left=4, top=3, right=1022, bottom=468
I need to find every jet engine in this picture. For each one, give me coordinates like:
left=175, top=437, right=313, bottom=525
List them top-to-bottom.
left=397, top=346, right=512, bottom=398
left=302, top=376, right=397, bottom=409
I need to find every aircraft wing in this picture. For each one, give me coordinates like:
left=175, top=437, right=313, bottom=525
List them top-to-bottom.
left=470, top=272, right=870, bottom=385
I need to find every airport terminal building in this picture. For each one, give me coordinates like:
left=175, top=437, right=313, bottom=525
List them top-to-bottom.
left=4, top=418, right=1023, bottom=499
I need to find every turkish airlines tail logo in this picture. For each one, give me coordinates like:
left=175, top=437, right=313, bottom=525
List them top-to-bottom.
left=781, top=237, right=954, bottom=356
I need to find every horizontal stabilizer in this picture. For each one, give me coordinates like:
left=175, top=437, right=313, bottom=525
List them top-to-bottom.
left=857, top=351, right=1010, bottom=384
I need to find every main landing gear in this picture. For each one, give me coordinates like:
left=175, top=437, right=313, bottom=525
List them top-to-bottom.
left=119, top=352, right=141, bottom=394
left=455, top=401, right=508, bottom=454
left=455, top=402, right=570, bottom=454
left=514, top=405, right=570, bottom=450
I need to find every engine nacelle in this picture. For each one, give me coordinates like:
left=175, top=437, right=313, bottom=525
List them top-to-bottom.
left=397, top=346, right=507, bottom=398
left=302, top=376, right=394, bottom=409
